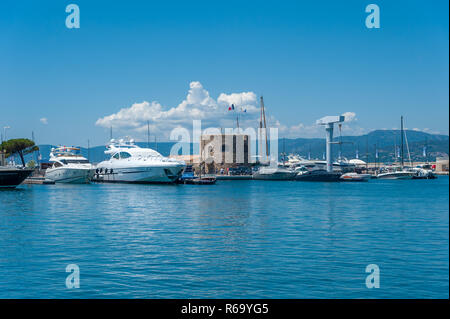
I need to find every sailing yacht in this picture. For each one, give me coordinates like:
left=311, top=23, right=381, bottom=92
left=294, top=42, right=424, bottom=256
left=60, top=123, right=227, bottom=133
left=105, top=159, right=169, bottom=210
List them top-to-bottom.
left=377, top=116, right=416, bottom=180
left=95, top=138, right=186, bottom=183
left=45, top=146, right=95, bottom=183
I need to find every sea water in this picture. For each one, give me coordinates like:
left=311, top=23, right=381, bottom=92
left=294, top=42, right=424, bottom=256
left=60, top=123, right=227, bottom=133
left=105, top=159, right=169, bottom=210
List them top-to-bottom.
left=0, top=177, right=448, bottom=298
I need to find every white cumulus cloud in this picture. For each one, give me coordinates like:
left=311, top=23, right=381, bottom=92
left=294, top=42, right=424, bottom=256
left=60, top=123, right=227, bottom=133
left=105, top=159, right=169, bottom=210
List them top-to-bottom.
left=95, top=81, right=361, bottom=140
left=96, top=81, right=260, bottom=138
left=342, top=112, right=357, bottom=122
left=40, top=117, right=48, bottom=125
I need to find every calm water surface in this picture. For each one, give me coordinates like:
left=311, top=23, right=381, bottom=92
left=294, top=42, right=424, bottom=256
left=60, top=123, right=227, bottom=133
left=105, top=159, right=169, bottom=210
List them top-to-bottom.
left=0, top=177, right=448, bottom=298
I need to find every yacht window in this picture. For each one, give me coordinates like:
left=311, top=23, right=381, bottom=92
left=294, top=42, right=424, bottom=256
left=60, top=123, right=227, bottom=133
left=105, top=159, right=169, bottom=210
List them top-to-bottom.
left=112, top=152, right=132, bottom=159
left=119, top=152, right=132, bottom=159
left=61, top=159, right=89, bottom=164
left=53, top=162, right=63, bottom=168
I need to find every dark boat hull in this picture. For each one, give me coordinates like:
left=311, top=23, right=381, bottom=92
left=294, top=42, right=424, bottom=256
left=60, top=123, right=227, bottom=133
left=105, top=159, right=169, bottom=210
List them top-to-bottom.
left=0, top=168, right=34, bottom=188
left=295, top=170, right=342, bottom=182
left=183, top=178, right=216, bottom=185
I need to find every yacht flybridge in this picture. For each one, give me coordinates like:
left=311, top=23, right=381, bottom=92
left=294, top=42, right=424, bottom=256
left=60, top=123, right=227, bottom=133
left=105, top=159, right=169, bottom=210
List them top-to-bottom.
left=95, top=138, right=186, bottom=183
left=45, top=146, right=95, bottom=183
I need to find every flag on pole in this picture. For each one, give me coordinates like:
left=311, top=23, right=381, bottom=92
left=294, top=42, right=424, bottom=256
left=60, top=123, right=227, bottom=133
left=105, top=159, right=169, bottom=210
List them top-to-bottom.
left=228, top=104, right=235, bottom=111
left=423, top=146, right=427, bottom=157
left=375, top=148, right=379, bottom=159
left=356, top=149, right=359, bottom=159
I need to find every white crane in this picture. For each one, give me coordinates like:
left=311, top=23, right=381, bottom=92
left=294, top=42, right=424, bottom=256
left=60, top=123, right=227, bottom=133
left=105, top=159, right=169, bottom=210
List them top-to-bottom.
left=316, top=115, right=345, bottom=173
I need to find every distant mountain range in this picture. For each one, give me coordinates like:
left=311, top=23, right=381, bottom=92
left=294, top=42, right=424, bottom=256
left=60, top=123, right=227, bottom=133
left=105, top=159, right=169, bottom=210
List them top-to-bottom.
left=22, top=130, right=448, bottom=164
left=283, top=130, right=449, bottom=163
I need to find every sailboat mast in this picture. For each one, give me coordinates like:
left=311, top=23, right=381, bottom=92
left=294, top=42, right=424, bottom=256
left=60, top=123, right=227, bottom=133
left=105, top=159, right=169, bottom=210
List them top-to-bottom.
left=260, top=96, right=269, bottom=157
left=259, top=98, right=263, bottom=161
left=400, top=116, right=404, bottom=168
left=147, top=121, right=150, bottom=148
left=366, top=135, right=369, bottom=170
left=394, top=139, right=397, bottom=163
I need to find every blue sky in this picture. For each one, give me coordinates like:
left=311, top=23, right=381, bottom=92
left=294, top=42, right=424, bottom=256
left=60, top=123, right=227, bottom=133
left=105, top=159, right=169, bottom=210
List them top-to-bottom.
left=1, top=0, right=448, bottom=146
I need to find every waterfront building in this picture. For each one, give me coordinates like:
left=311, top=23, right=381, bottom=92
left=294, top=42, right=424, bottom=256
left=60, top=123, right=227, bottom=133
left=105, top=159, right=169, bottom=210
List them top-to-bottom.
left=200, top=133, right=251, bottom=174
left=435, top=156, right=449, bottom=173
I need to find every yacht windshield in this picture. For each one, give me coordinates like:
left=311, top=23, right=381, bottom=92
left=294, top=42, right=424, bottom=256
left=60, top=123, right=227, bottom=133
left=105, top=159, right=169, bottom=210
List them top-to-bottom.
left=112, top=152, right=132, bottom=159
left=61, top=159, right=90, bottom=164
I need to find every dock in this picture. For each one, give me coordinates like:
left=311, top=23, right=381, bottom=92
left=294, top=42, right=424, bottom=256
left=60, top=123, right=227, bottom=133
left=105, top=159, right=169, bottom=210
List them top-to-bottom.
left=215, top=175, right=253, bottom=180
left=23, top=177, right=55, bottom=185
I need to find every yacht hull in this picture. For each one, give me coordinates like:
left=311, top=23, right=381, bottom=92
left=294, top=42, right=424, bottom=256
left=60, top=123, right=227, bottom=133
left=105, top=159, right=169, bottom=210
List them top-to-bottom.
left=94, top=165, right=185, bottom=183
left=45, top=167, right=94, bottom=184
left=0, top=168, right=34, bottom=188
left=295, top=170, right=342, bottom=182
left=252, top=172, right=296, bottom=180
left=376, top=172, right=416, bottom=180
left=340, top=173, right=371, bottom=182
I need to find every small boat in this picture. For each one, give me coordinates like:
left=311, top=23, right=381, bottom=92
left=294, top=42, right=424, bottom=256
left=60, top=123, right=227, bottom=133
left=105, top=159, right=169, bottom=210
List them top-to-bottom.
left=45, top=146, right=95, bottom=183
left=411, top=164, right=437, bottom=180
left=176, top=165, right=195, bottom=183
left=0, top=166, right=34, bottom=188
left=252, top=166, right=297, bottom=180
left=295, top=169, right=342, bottom=182
left=340, top=172, right=371, bottom=182
left=183, top=177, right=216, bottom=185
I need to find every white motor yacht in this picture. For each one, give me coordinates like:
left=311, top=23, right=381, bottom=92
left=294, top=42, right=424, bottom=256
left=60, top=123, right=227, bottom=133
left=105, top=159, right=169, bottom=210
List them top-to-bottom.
left=95, top=138, right=186, bottom=183
left=45, top=146, right=95, bottom=183
left=376, top=165, right=416, bottom=179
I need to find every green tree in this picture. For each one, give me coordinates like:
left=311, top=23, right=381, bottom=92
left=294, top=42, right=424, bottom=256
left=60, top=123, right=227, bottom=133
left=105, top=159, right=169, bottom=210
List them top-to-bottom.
left=0, top=138, right=39, bottom=167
